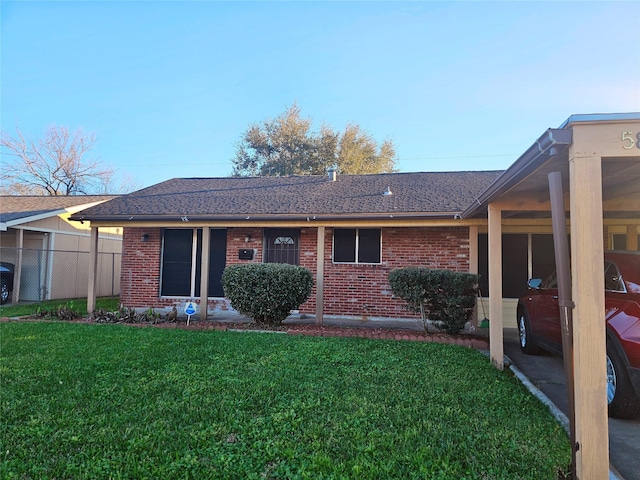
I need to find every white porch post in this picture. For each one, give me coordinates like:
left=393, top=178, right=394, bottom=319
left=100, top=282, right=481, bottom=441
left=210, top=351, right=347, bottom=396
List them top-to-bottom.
left=570, top=155, right=609, bottom=479
left=488, top=204, right=504, bottom=370
left=315, top=226, right=325, bottom=325
left=87, top=227, right=99, bottom=315
left=199, top=227, right=210, bottom=321
left=12, top=229, right=24, bottom=304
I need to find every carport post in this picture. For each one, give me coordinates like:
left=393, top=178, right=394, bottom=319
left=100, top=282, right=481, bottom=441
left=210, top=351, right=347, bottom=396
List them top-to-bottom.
left=569, top=155, right=608, bottom=479
left=548, top=171, right=576, bottom=478
left=488, top=204, right=504, bottom=370
left=87, top=227, right=99, bottom=315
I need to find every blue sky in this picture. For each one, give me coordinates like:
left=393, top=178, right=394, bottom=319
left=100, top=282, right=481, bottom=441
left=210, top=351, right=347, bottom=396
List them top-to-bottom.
left=2, top=1, right=639, bottom=190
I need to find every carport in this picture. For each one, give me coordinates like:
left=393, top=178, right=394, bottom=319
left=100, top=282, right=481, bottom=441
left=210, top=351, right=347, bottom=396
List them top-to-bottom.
left=461, top=113, right=640, bottom=479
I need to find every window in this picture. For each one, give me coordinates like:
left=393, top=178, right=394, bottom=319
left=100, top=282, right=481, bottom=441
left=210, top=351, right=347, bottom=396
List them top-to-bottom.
left=160, top=228, right=227, bottom=297
left=264, top=228, right=300, bottom=265
left=333, top=228, right=381, bottom=264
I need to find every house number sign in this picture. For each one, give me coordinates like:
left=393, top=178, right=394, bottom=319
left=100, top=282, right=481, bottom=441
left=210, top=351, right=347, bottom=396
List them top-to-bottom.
left=621, top=131, right=640, bottom=150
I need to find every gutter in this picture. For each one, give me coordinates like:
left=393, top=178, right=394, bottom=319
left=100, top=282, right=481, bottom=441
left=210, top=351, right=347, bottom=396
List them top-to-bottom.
left=459, top=128, right=573, bottom=219
left=69, top=211, right=463, bottom=224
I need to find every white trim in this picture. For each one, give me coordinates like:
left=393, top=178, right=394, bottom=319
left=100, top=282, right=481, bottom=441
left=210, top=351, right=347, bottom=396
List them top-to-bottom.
left=2, top=201, right=109, bottom=230
left=6, top=224, right=120, bottom=241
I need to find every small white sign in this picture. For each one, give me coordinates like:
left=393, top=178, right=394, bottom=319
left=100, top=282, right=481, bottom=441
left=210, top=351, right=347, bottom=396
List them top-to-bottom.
left=184, top=302, right=197, bottom=316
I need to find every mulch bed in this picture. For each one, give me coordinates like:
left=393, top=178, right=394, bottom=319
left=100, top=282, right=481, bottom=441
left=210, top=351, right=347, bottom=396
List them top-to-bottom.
left=0, top=316, right=489, bottom=350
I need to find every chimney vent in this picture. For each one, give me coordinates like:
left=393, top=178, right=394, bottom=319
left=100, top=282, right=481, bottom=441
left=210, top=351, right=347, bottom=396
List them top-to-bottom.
left=328, top=168, right=337, bottom=181
left=383, top=186, right=393, bottom=196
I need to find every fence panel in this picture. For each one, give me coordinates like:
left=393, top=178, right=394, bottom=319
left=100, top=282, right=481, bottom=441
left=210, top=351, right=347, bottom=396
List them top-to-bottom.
left=0, top=247, right=121, bottom=303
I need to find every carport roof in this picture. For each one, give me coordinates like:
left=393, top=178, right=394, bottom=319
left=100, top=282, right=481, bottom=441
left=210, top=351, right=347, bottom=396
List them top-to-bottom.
left=460, top=112, right=640, bottom=219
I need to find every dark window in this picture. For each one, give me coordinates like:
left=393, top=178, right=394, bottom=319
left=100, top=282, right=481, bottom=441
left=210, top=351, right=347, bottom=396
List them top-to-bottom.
left=264, top=228, right=300, bottom=265
left=333, top=228, right=381, bottom=264
left=161, top=229, right=227, bottom=297
left=161, top=229, right=194, bottom=296
left=333, top=229, right=356, bottom=262
left=478, top=233, right=528, bottom=298
left=531, top=234, right=556, bottom=282
left=612, top=234, right=627, bottom=251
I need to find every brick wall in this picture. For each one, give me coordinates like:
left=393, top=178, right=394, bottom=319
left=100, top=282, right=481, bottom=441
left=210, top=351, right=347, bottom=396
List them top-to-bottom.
left=119, top=225, right=470, bottom=319
left=297, top=226, right=470, bottom=319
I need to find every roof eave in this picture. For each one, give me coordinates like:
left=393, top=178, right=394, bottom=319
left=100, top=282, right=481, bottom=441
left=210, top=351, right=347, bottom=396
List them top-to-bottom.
left=69, top=211, right=462, bottom=224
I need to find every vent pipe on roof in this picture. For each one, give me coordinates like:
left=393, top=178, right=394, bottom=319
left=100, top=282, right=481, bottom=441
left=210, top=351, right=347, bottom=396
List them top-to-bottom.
left=328, top=168, right=337, bottom=182
left=383, top=186, right=393, bottom=196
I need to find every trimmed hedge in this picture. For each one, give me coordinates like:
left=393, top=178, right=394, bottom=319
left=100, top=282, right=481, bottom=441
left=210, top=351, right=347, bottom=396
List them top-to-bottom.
left=221, top=263, right=314, bottom=325
left=389, top=268, right=479, bottom=334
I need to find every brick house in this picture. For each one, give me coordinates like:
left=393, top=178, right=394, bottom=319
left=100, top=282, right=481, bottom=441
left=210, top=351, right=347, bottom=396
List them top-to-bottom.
left=69, top=112, right=639, bottom=478
left=70, top=113, right=639, bottom=330
left=70, top=171, right=501, bottom=321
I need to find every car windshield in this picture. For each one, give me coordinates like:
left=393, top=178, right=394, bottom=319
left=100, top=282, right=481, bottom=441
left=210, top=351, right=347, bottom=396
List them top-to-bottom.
left=605, top=261, right=626, bottom=293
left=541, top=271, right=558, bottom=289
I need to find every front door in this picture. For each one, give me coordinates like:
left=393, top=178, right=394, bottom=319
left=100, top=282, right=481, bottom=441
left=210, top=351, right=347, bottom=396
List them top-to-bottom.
left=264, top=229, right=300, bottom=265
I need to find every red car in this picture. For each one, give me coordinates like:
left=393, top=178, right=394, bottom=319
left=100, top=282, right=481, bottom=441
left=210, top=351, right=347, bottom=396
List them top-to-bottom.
left=517, top=251, right=640, bottom=419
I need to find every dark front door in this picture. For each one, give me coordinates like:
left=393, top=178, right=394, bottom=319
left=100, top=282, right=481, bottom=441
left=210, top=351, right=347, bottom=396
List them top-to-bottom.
left=264, top=228, right=300, bottom=265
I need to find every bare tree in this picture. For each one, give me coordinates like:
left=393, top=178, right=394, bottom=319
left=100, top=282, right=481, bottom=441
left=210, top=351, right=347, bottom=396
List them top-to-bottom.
left=1, top=126, right=125, bottom=195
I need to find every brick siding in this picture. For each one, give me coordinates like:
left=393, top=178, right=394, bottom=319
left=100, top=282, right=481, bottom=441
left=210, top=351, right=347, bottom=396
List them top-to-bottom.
left=119, top=226, right=470, bottom=319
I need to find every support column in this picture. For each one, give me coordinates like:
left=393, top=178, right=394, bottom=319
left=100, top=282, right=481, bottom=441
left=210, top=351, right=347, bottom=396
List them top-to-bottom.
left=570, top=156, right=609, bottom=479
left=488, top=204, right=503, bottom=370
left=315, top=226, right=325, bottom=325
left=87, top=227, right=99, bottom=315
left=199, top=227, right=210, bottom=321
left=12, top=229, right=24, bottom=304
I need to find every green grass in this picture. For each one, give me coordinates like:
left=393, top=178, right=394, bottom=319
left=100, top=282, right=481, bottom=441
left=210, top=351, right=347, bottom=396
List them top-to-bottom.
left=0, top=296, right=119, bottom=318
left=0, top=322, right=570, bottom=479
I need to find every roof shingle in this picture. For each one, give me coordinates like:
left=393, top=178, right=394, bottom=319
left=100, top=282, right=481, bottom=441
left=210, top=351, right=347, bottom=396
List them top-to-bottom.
left=70, top=172, right=502, bottom=221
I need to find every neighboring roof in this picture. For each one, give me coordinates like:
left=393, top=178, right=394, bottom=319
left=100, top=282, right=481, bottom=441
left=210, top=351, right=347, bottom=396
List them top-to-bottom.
left=70, top=172, right=503, bottom=223
left=0, top=195, right=117, bottom=230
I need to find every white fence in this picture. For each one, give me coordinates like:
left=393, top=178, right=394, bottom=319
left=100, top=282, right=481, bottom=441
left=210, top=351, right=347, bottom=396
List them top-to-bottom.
left=0, top=247, right=121, bottom=302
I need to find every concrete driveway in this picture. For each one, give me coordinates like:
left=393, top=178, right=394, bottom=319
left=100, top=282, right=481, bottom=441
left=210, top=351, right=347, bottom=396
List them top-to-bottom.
left=502, top=328, right=640, bottom=480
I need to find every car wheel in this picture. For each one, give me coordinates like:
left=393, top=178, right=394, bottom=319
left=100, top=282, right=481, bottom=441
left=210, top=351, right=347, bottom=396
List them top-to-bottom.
left=0, top=280, right=9, bottom=305
left=518, top=308, right=541, bottom=355
left=606, top=342, right=640, bottom=419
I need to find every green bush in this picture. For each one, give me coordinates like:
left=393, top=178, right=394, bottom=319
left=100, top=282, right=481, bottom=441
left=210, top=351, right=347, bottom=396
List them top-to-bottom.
left=221, top=263, right=314, bottom=325
left=389, top=268, right=478, bottom=334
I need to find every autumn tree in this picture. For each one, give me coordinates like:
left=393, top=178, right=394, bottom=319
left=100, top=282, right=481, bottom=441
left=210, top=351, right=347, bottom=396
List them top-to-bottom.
left=232, top=104, right=396, bottom=176
left=0, top=126, right=133, bottom=195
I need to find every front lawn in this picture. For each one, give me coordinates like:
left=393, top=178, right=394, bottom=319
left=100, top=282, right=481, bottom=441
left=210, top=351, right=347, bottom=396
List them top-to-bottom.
left=0, top=322, right=570, bottom=479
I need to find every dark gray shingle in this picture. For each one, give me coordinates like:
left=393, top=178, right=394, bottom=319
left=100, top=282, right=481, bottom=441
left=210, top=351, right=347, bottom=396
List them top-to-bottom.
left=70, top=172, right=502, bottom=221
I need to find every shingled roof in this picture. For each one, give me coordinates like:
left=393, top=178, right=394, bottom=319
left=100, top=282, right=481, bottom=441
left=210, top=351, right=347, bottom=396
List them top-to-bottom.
left=69, top=172, right=502, bottom=222
left=0, top=195, right=117, bottom=226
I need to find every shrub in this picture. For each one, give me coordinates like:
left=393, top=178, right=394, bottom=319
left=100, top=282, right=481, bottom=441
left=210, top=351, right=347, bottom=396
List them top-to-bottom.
left=221, top=263, right=313, bottom=325
left=389, top=268, right=478, bottom=334
left=33, top=301, right=81, bottom=321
